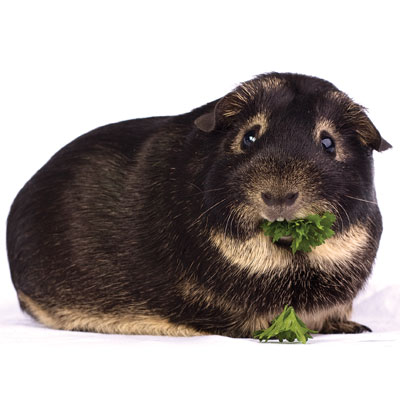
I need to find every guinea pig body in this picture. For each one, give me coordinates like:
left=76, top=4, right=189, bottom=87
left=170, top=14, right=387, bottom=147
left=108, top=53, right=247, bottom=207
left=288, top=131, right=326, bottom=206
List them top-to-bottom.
left=7, top=73, right=391, bottom=337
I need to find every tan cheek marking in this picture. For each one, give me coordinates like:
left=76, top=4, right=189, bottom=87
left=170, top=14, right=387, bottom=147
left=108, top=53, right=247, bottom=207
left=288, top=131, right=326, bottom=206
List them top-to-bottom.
left=314, top=117, right=347, bottom=162
left=210, top=221, right=370, bottom=276
left=307, top=223, right=371, bottom=270
left=209, top=229, right=293, bottom=274
left=17, top=291, right=204, bottom=336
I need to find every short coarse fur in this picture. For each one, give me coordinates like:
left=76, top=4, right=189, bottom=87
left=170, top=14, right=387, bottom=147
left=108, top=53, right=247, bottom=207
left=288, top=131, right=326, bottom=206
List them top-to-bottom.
left=7, top=72, right=392, bottom=337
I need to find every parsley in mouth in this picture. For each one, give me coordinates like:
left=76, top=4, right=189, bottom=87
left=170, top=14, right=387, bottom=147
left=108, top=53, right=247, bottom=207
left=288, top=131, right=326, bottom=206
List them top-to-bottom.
left=260, top=212, right=336, bottom=254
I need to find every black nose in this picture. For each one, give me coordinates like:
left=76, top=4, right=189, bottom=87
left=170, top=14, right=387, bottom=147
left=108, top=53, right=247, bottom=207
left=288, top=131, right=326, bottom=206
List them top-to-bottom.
left=261, top=191, right=299, bottom=207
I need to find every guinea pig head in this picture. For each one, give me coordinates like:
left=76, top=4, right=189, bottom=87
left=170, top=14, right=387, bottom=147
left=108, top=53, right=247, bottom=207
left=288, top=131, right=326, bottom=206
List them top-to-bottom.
left=194, top=73, right=391, bottom=240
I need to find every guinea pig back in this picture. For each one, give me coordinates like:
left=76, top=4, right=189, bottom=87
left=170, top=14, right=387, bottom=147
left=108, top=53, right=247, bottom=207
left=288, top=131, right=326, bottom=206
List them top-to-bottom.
left=7, top=72, right=392, bottom=337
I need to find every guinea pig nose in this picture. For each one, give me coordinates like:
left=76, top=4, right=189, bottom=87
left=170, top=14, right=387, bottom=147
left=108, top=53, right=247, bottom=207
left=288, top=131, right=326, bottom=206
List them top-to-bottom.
left=261, top=191, right=299, bottom=207
left=284, top=192, right=299, bottom=206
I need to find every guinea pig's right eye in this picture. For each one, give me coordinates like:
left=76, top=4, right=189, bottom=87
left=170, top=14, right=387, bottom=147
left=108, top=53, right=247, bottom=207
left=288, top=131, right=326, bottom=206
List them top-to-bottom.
left=241, top=129, right=258, bottom=149
left=321, top=136, right=335, bottom=154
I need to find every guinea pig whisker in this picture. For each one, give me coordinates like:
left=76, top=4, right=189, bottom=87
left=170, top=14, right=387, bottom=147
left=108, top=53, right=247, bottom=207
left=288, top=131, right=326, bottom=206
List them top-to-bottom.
left=187, top=182, right=203, bottom=193
left=186, top=184, right=226, bottom=197
left=201, top=188, right=226, bottom=193
left=344, top=195, right=378, bottom=205
left=189, top=197, right=228, bottom=229
left=332, top=201, right=350, bottom=230
left=220, top=202, right=242, bottom=240
left=231, top=206, right=252, bottom=238
left=232, top=207, right=246, bottom=238
left=223, top=208, right=234, bottom=240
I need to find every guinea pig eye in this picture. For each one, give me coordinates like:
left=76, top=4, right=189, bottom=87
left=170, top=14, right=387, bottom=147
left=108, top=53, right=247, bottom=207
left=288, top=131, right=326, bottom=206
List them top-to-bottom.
left=242, top=129, right=257, bottom=149
left=321, top=136, right=335, bottom=154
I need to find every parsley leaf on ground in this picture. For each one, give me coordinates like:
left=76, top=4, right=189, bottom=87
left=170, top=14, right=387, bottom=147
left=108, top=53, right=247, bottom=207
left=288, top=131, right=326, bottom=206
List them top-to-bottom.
left=253, top=305, right=318, bottom=344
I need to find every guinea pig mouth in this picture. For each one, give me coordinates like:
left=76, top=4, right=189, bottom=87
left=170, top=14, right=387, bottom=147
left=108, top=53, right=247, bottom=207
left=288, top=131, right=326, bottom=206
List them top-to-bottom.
left=275, top=235, right=293, bottom=248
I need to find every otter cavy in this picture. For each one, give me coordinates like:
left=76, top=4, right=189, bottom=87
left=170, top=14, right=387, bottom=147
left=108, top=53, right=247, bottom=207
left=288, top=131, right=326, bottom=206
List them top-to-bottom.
left=7, top=72, right=391, bottom=337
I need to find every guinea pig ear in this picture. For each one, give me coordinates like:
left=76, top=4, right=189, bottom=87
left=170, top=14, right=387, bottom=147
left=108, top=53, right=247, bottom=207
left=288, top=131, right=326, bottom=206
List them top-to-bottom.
left=194, top=89, right=247, bottom=132
left=194, top=98, right=229, bottom=133
left=194, top=106, right=219, bottom=133
left=353, top=108, right=392, bottom=152
left=361, top=120, right=392, bottom=152
left=377, top=136, right=392, bottom=152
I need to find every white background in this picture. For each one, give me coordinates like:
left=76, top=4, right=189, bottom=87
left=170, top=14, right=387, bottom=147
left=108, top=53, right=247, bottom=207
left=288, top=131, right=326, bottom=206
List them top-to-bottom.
left=1, top=1, right=399, bottom=399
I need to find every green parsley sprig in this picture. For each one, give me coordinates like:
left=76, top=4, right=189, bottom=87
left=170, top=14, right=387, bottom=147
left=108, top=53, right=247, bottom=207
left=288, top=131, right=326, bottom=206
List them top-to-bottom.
left=261, top=212, right=336, bottom=254
left=253, top=305, right=318, bottom=344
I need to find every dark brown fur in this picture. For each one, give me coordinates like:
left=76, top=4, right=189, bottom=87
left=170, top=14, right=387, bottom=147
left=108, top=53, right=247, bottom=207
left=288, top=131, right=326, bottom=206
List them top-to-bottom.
left=7, top=73, right=391, bottom=336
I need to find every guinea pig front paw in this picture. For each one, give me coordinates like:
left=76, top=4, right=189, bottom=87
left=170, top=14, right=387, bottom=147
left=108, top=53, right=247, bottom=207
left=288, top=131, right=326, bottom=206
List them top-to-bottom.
left=320, top=320, right=372, bottom=334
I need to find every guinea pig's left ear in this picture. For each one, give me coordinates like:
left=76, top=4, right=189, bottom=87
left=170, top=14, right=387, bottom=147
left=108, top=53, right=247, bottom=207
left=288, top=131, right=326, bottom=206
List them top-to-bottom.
left=356, top=111, right=392, bottom=152
left=365, top=123, right=392, bottom=152
left=377, top=136, right=392, bottom=152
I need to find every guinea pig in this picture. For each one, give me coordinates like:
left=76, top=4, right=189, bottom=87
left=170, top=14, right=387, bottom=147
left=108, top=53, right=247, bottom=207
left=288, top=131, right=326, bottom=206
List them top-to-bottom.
left=7, top=72, right=392, bottom=337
